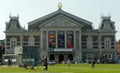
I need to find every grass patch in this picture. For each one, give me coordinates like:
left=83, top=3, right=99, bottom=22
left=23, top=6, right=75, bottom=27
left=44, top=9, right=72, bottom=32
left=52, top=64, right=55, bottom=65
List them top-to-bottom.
left=0, top=64, right=120, bottom=73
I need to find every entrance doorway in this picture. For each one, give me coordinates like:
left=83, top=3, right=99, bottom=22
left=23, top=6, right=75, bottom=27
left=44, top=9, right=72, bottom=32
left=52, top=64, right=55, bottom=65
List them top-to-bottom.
left=49, top=54, right=55, bottom=60
left=59, top=54, right=64, bottom=63
left=68, top=54, right=73, bottom=61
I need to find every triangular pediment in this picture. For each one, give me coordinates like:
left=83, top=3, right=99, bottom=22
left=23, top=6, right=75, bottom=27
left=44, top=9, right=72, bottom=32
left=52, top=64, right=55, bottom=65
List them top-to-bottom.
left=28, top=9, right=92, bottom=29
left=39, top=15, right=82, bottom=27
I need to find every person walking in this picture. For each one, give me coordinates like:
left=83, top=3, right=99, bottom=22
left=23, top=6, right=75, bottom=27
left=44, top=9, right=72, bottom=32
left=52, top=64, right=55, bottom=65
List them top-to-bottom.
left=43, top=57, right=48, bottom=71
left=8, top=59, right=11, bottom=66
left=67, top=59, right=71, bottom=67
left=91, top=59, right=95, bottom=68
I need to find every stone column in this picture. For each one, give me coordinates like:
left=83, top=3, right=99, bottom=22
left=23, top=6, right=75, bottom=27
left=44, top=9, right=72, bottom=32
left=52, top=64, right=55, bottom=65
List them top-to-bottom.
left=40, top=29, right=43, bottom=60
left=76, top=29, right=82, bottom=62
left=78, top=29, right=82, bottom=62
left=74, top=30, right=82, bottom=63
left=79, top=30, right=82, bottom=50
left=20, top=31, right=23, bottom=47
left=46, top=31, right=49, bottom=59
left=46, top=31, right=48, bottom=50
left=56, top=31, right=58, bottom=48
left=65, top=31, right=67, bottom=48
left=74, top=31, right=76, bottom=49
left=98, top=32, right=102, bottom=63
left=98, top=33, right=101, bottom=55
left=5, top=34, right=7, bottom=54
left=114, top=34, right=117, bottom=62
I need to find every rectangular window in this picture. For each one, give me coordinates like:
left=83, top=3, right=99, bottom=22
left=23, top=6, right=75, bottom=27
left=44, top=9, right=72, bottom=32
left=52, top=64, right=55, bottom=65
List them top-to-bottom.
left=49, top=31, right=56, bottom=48
left=58, top=31, right=65, bottom=48
left=67, top=31, right=74, bottom=48
left=28, top=36, right=34, bottom=46
left=87, top=36, right=93, bottom=49
left=104, top=38, right=111, bottom=49
left=10, top=40, right=16, bottom=49
left=105, top=40, right=110, bottom=48
left=28, top=41, right=34, bottom=46
left=87, top=41, right=93, bottom=49
left=87, top=53, right=94, bottom=59
left=104, top=54, right=112, bottom=59
left=107, top=54, right=112, bottom=59
left=108, top=54, right=112, bottom=59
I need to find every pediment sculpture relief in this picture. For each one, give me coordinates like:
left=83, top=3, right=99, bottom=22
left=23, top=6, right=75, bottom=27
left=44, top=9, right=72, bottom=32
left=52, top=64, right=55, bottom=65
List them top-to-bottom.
left=45, top=17, right=78, bottom=27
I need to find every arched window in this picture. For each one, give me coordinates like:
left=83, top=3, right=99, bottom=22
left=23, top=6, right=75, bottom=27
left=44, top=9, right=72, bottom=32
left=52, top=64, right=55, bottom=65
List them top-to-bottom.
left=28, top=36, right=34, bottom=46
left=87, top=36, right=93, bottom=49
left=10, top=37, right=17, bottom=49
left=104, top=37, right=111, bottom=49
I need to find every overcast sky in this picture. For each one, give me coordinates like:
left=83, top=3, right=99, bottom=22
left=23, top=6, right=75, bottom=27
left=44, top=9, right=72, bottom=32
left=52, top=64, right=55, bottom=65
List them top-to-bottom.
left=0, top=0, right=120, bottom=40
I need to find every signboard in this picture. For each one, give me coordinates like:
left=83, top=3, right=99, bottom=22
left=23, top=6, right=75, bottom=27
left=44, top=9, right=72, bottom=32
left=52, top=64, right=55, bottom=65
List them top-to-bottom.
left=50, top=48, right=73, bottom=52
left=54, top=49, right=73, bottom=52
left=23, top=59, right=34, bottom=62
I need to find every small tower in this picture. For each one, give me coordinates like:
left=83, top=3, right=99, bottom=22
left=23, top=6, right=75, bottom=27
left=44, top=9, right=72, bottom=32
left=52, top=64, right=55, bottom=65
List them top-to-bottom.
left=5, top=14, right=22, bottom=31
left=99, top=15, right=115, bottom=30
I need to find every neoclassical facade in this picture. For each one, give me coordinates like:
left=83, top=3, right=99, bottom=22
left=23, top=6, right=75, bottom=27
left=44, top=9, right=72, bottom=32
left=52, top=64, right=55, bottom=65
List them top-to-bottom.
left=4, top=7, right=117, bottom=64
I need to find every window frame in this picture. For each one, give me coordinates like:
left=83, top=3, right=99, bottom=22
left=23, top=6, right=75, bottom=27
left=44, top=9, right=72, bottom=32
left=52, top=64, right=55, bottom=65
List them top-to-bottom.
left=28, top=36, right=35, bottom=46
left=87, top=36, right=93, bottom=49
left=10, top=37, right=17, bottom=49
left=104, top=37, right=111, bottom=49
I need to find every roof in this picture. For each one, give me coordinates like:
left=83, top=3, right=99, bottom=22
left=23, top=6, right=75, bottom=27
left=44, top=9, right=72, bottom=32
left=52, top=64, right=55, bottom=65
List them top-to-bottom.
left=28, top=9, right=92, bottom=29
left=5, top=16, right=23, bottom=30
left=99, top=16, right=115, bottom=30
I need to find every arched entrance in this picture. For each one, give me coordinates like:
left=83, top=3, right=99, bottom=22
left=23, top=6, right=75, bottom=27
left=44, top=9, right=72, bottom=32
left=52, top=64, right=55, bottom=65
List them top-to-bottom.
left=49, top=54, right=55, bottom=60
left=59, top=54, right=64, bottom=63
left=68, top=54, right=73, bottom=61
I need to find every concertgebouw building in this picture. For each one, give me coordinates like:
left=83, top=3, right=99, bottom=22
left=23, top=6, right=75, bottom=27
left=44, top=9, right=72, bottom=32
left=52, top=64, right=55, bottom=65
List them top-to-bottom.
left=3, top=4, right=117, bottom=65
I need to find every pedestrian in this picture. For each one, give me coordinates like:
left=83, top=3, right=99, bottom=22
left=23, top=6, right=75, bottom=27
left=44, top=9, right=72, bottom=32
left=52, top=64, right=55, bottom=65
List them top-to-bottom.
left=43, top=57, right=48, bottom=71
left=8, top=59, right=11, bottom=66
left=67, top=59, right=71, bottom=67
left=91, top=60, right=95, bottom=68
left=23, top=64, right=28, bottom=70
left=24, top=64, right=28, bottom=70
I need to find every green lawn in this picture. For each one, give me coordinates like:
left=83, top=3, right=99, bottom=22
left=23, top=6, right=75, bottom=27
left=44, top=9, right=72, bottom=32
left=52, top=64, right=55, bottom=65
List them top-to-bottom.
left=0, top=64, right=120, bottom=73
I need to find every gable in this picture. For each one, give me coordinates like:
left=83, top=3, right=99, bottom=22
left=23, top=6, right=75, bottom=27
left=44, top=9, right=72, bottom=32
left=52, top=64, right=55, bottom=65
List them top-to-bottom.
left=28, top=9, right=92, bottom=30
left=39, top=15, right=82, bottom=28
